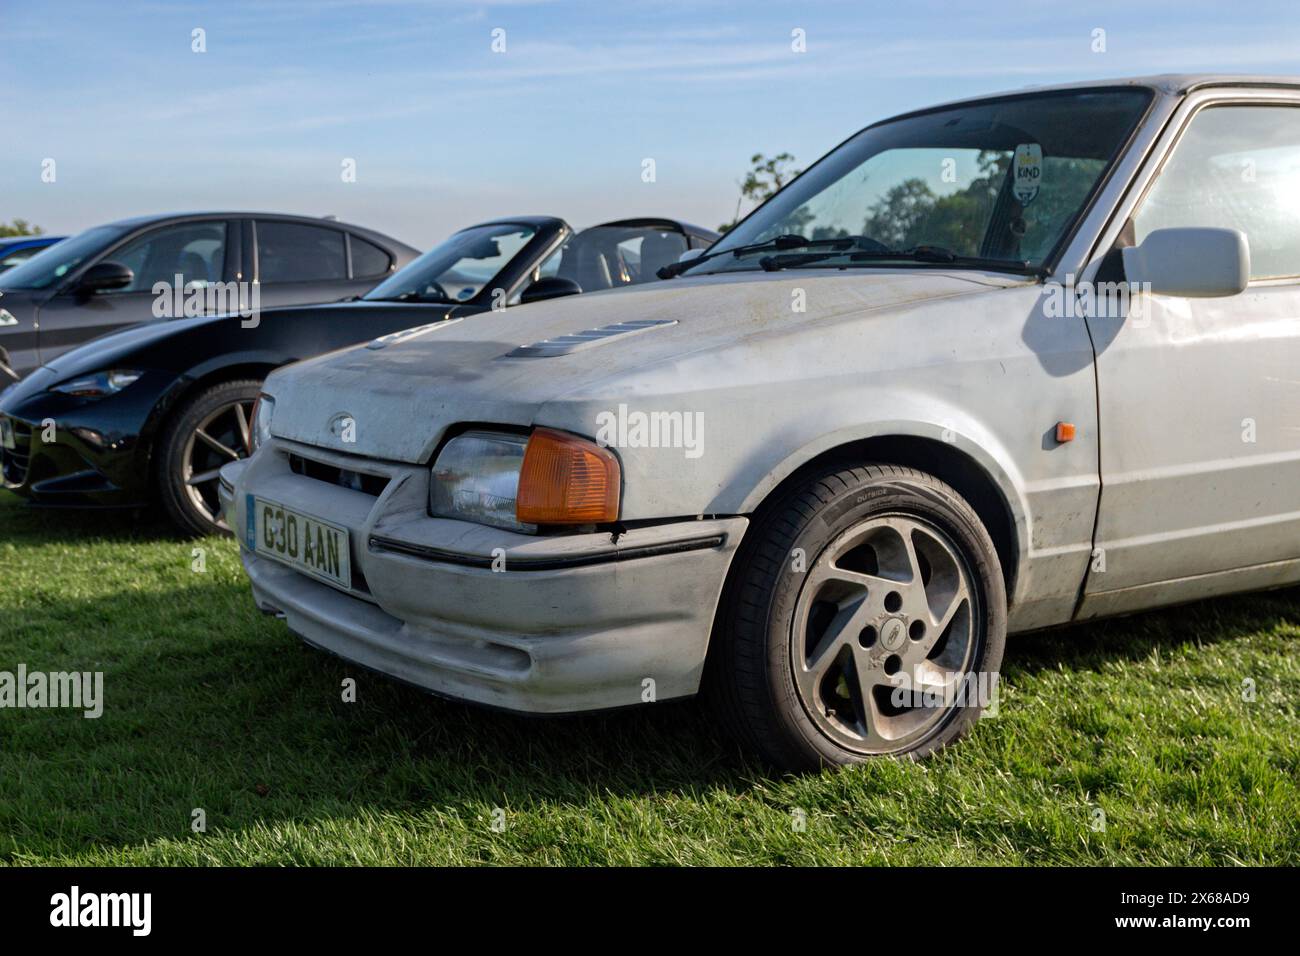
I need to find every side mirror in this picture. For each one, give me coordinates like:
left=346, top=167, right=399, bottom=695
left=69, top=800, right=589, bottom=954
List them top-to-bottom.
left=1121, top=227, right=1249, bottom=298
left=77, top=261, right=134, bottom=295
left=520, top=276, right=582, bottom=304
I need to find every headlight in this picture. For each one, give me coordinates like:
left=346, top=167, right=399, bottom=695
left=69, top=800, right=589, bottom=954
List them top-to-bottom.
left=49, top=369, right=142, bottom=398
left=250, top=394, right=274, bottom=452
left=430, top=428, right=620, bottom=531
left=430, top=431, right=530, bottom=530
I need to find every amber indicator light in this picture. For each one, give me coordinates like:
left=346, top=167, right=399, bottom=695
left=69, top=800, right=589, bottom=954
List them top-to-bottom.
left=517, top=428, right=621, bottom=524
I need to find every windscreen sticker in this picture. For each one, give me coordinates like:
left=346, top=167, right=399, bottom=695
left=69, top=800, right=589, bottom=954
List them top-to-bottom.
left=1012, top=143, right=1043, bottom=206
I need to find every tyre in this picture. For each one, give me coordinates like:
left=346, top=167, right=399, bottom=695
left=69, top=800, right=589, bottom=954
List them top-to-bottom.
left=155, top=379, right=261, bottom=537
left=710, top=463, right=1007, bottom=771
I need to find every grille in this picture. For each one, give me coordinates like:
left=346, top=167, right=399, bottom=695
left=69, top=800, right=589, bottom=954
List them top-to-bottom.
left=0, top=417, right=32, bottom=487
left=288, top=453, right=390, bottom=497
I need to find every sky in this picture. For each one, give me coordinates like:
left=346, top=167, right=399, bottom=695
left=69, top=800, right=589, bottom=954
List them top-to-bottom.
left=3, top=0, right=1300, bottom=250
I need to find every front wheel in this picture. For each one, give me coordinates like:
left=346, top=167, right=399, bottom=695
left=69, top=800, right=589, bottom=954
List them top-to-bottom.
left=155, top=379, right=261, bottom=537
left=710, top=463, right=1007, bottom=771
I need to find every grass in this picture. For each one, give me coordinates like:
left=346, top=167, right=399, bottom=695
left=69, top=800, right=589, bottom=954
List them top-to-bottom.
left=1, top=489, right=1297, bottom=866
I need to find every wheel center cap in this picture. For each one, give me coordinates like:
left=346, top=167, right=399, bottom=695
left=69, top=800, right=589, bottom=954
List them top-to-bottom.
left=880, top=617, right=907, bottom=651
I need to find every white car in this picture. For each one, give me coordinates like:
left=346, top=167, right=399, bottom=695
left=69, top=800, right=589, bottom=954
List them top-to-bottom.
left=221, top=75, right=1300, bottom=770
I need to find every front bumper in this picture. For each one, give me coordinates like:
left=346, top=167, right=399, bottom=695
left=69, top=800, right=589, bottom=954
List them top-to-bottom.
left=0, top=368, right=174, bottom=507
left=221, top=438, right=746, bottom=713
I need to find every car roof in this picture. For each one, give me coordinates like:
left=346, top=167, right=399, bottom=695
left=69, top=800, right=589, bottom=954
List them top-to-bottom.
left=896, top=74, right=1300, bottom=118
left=105, top=210, right=376, bottom=228
left=99, top=211, right=417, bottom=251
left=459, top=215, right=567, bottom=231
left=455, top=216, right=718, bottom=239
left=584, top=217, right=719, bottom=239
left=0, top=235, right=64, bottom=246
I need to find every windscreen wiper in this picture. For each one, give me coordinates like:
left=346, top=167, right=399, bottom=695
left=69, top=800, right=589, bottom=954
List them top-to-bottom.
left=656, top=234, right=857, bottom=279
left=756, top=245, right=1039, bottom=275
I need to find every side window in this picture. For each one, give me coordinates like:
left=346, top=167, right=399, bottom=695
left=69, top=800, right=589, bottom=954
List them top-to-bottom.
left=1134, top=105, right=1300, bottom=279
left=1020, top=156, right=1106, bottom=262
left=107, top=221, right=227, bottom=293
left=256, top=221, right=346, bottom=283
left=530, top=227, right=685, bottom=294
left=621, top=230, right=687, bottom=282
left=349, top=235, right=392, bottom=278
left=511, top=243, right=561, bottom=303
left=534, top=245, right=562, bottom=281
left=1, top=247, right=41, bottom=270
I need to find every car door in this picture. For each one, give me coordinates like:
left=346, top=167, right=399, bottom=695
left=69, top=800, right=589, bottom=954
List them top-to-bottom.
left=1079, top=98, right=1300, bottom=616
left=35, top=218, right=233, bottom=365
left=251, top=219, right=365, bottom=309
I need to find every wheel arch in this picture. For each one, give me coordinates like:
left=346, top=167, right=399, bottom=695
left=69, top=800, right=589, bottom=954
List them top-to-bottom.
left=139, top=359, right=287, bottom=481
left=733, top=428, right=1027, bottom=599
left=702, top=435, right=1021, bottom=761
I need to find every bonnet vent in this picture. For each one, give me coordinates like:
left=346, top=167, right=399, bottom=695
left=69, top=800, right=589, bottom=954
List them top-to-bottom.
left=506, top=319, right=677, bottom=358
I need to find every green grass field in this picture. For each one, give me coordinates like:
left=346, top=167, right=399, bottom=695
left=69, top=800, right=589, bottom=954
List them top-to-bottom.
left=1, top=489, right=1297, bottom=866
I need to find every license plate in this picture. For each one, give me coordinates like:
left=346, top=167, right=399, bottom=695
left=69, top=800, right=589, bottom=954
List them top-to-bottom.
left=248, top=495, right=351, bottom=589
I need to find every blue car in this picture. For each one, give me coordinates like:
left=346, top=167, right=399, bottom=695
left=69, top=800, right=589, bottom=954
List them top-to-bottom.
left=0, top=235, right=66, bottom=274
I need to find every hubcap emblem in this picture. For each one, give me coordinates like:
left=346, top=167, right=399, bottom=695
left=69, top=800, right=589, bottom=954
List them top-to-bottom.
left=880, top=617, right=907, bottom=651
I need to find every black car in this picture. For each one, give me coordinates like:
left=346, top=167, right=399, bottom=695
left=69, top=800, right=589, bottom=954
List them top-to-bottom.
left=0, top=211, right=420, bottom=382
left=0, top=215, right=717, bottom=535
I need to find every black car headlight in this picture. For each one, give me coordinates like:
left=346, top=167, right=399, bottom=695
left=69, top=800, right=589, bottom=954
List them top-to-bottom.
left=49, top=369, right=142, bottom=398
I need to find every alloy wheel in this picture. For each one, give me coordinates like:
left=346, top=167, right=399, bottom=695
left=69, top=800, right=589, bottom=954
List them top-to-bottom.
left=180, top=398, right=254, bottom=531
left=791, top=513, right=980, bottom=755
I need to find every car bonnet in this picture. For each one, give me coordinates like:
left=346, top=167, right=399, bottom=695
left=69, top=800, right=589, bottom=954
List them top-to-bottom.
left=264, top=269, right=1027, bottom=464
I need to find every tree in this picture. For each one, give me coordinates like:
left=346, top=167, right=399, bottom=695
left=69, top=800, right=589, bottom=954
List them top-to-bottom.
left=862, top=151, right=1012, bottom=254
left=718, top=152, right=802, bottom=232
left=863, top=178, right=939, bottom=250
left=0, top=218, right=44, bottom=238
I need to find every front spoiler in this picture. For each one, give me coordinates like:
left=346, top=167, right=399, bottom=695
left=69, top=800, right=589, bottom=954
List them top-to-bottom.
left=221, top=442, right=746, bottom=713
